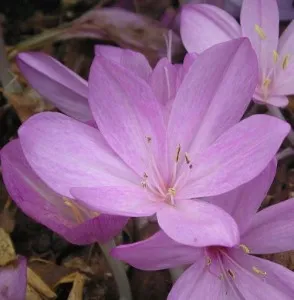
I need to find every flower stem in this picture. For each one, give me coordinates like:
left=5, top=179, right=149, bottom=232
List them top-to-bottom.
left=267, top=105, right=294, bottom=145
left=277, top=147, right=294, bottom=161
left=99, top=240, right=132, bottom=300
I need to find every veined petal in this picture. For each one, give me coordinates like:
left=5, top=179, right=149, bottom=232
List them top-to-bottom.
left=240, top=0, right=279, bottom=73
left=181, top=4, right=241, bottom=53
left=168, top=38, right=258, bottom=164
left=95, top=45, right=152, bottom=81
left=17, top=52, right=91, bottom=122
left=89, top=55, right=167, bottom=179
left=18, top=112, right=137, bottom=198
left=181, top=115, right=289, bottom=199
left=1, top=139, right=127, bottom=245
left=208, top=160, right=276, bottom=235
left=71, top=186, right=162, bottom=217
left=241, top=198, right=294, bottom=254
left=157, top=199, right=240, bottom=247
left=111, top=231, right=201, bottom=270
left=228, top=249, right=294, bottom=299
left=222, top=250, right=292, bottom=300
left=0, top=257, right=27, bottom=300
left=168, top=260, right=226, bottom=300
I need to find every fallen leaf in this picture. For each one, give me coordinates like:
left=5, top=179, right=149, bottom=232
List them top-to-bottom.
left=0, top=228, right=16, bottom=266
left=67, top=273, right=86, bottom=300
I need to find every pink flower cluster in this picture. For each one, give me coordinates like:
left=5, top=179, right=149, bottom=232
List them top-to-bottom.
left=1, top=0, right=294, bottom=298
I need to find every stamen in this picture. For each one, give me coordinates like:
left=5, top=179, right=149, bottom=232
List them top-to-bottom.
left=255, top=24, right=266, bottom=40
left=273, top=50, right=279, bottom=63
left=282, top=55, right=290, bottom=70
left=164, top=67, right=171, bottom=99
left=263, top=78, right=271, bottom=88
left=175, top=144, right=181, bottom=162
left=185, top=152, right=193, bottom=169
left=141, top=172, right=148, bottom=188
left=167, top=187, right=176, bottom=196
left=63, top=197, right=84, bottom=224
left=239, top=244, right=250, bottom=254
left=206, top=256, right=212, bottom=266
left=252, top=266, right=267, bottom=276
left=227, top=269, right=236, bottom=280
left=218, top=273, right=224, bottom=280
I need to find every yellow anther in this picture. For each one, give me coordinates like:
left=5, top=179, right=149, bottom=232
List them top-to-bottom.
left=255, top=24, right=266, bottom=40
left=273, top=50, right=279, bottom=63
left=282, top=55, right=290, bottom=70
left=263, top=78, right=271, bottom=88
left=146, top=136, right=152, bottom=143
left=175, top=144, right=181, bottom=162
left=168, top=187, right=176, bottom=196
left=63, top=197, right=84, bottom=224
left=239, top=244, right=250, bottom=254
left=206, top=256, right=212, bottom=266
left=252, top=266, right=267, bottom=276
left=227, top=269, right=236, bottom=280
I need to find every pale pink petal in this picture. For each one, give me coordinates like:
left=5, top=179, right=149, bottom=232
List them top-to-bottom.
left=240, top=0, right=279, bottom=73
left=181, top=4, right=241, bottom=53
left=277, top=20, right=294, bottom=58
left=168, top=38, right=258, bottom=162
left=95, top=45, right=152, bottom=80
left=17, top=52, right=91, bottom=122
left=176, top=53, right=198, bottom=86
left=88, top=55, right=167, bottom=179
left=149, top=58, right=178, bottom=107
left=272, top=64, right=294, bottom=96
left=256, top=95, right=289, bottom=107
left=18, top=112, right=137, bottom=198
left=181, top=115, right=289, bottom=198
left=1, top=139, right=128, bottom=245
left=208, top=160, right=276, bottom=234
left=71, top=186, right=162, bottom=217
left=241, top=198, right=294, bottom=254
left=157, top=199, right=240, bottom=247
left=111, top=231, right=202, bottom=270
left=228, top=249, right=294, bottom=299
left=223, top=251, right=292, bottom=299
left=0, top=257, right=27, bottom=300
left=168, top=260, right=226, bottom=300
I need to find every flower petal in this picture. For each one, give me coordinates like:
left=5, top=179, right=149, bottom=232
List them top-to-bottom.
left=240, top=0, right=279, bottom=73
left=181, top=4, right=241, bottom=53
left=168, top=38, right=258, bottom=162
left=95, top=45, right=152, bottom=80
left=17, top=52, right=91, bottom=122
left=88, top=55, right=167, bottom=178
left=149, top=57, right=178, bottom=107
left=256, top=95, right=289, bottom=107
left=18, top=112, right=137, bottom=198
left=181, top=115, right=289, bottom=198
left=1, top=139, right=128, bottom=245
left=208, top=160, right=276, bottom=234
left=71, top=186, right=162, bottom=217
left=241, top=198, right=294, bottom=254
left=157, top=199, right=240, bottom=247
left=111, top=230, right=201, bottom=270
left=228, top=249, right=294, bottom=299
left=0, top=257, right=27, bottom=300
left=168, top=260, right=226, bottom=300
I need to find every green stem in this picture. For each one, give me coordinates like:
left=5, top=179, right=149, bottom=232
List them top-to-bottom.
left=99, top=240, right=132, bottom=300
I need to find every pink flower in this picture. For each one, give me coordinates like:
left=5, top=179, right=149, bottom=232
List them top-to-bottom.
left=181, top=0, right=294, bottom=107
left=18, top=38, right=289, bottom=248
left=1, top=139, right=128, bottom=245
left=112, top=162, right=294, bottom=299
left=0, top=257, right=27, bottom=300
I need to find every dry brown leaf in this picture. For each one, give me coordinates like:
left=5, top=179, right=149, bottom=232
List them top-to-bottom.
left=4, top=89, right=54, bottom=122
left=0, top=228, right=16, bottom=266
left=27, top=267, right=57, bottom=299
left=54, top=272, right=79, bottom=287
left=67, top=273, right=86, bottom=300
left=26, top=284, right=43, bottom=300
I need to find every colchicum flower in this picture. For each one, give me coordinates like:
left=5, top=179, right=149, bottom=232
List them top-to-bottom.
left=181, top=0, right=294, bottom=107
left=17, top=38, right=289, bottom=248
left=112, top=162, right=294, bottom=299
left=0, top=257, right=27, bottom=300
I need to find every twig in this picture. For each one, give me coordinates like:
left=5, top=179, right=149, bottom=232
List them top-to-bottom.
left=277, top=147, right=294, bottom=161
